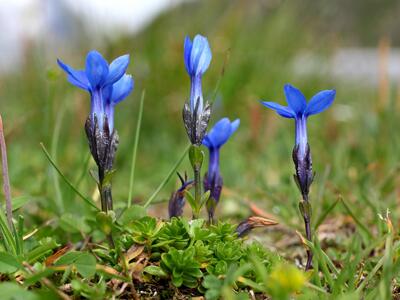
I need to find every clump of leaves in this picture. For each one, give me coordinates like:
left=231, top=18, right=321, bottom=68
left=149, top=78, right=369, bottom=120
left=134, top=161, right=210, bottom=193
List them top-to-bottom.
left=0, top=214, right=280, bottom=299
left=126, top=216, right=162, bottom=246
left=138, top=216, right=280, bottom=293
left=155, top=217, right=190, bottom=249
left=209, top=221, right=238, bottom=242
left=160, top=246, right=203, bottom=288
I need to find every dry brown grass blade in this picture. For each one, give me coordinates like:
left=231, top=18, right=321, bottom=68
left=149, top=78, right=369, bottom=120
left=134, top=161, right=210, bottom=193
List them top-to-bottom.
left=248, top=202, right=279, bottom=220
left=237, top=215, right=278, bottom=237
left=247, top=215, right=279, bottom=227
left=45, top=244, right=73, bottom=266
left=125, top=244, right=145, bottom=263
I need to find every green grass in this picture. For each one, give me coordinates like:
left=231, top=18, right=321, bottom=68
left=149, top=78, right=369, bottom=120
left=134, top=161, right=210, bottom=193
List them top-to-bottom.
left=0, top=0, right=400, bottom=299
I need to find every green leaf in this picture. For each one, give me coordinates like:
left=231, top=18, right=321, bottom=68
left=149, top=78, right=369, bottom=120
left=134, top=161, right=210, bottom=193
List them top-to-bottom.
left=189, top=145, right=204, bottom=168
left=102, top=169, right=116, bottom=186
left=184, top=190, right=196, bottom=210
left=200, top=190, right=210, bottom=209
left=10, top=196, right=31, bottom=211
left=299, top=200, right=312, bottom=218
left=119, top=205, right=147, bottom=225
left=0, top=210, right=17, bottom=254
left=96, top=212, right=114, bottom=235
left=59, top=214, right=90, bottom=234
left=187, top=218, right=204, bottom=238
left=26, top=238, right=59, bottom=264
left=55, top=251, right=82, bottom=265
left=55, top=251, right=96, bottom=278
left=0, top=252, right=22, bottom=273
left=75, top=253, right=96, bottom=278
left=144, top=265, right=168, bottom=277
left=24, top=268, right=55, bottom=286
left=172, top=275, right=183, bottom=287
left=203, top=275, right=223, bottom=300
left=0, top=282, right=40, bottom=300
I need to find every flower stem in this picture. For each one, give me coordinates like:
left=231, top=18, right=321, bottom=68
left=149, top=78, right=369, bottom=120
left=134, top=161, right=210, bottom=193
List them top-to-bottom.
left=0, top=115, right=13, bottom=230
left=189, top=145, right=204, bottom=219
left=193, top=164, right=201, bottom=219
left=98, top=168, right=115, bottom=248
left=98, top=169, right=106, bottom=212
left=299, top=194, right=313, bottom=270
left=303, top=203, right=313, bottom=270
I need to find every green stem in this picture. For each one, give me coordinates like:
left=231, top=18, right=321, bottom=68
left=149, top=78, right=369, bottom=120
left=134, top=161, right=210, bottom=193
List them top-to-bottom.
left=188, top=144, right=204, bottom=219
left=193, top=164, right=201, bottom=218
left=98, top=169, right=107, bottom=212
left=98, top=170, right=115, bottom=248
left=299, top=197, right=313, bottom=270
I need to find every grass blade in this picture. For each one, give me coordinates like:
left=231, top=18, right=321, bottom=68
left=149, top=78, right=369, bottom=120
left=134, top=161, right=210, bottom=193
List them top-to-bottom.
left=211, top=49, right=229, bottom=104
left=127, top=90, right=145, bottom=208
left=50, top=104, right=66, bottom=214
left=40, top=143, right=99, bottom=211
left=143, top=143, right=190, bottom=208
left=75, top=152, right=91, bottom=189
left=315, top=197, right=340, bottom=229
left=340, top=197, right=373, bottom=239
left=0, top=210, right=16, bottom=254
left=356, top=253, right=384, bottom=292
left=304, top=282, right=328, bottom=294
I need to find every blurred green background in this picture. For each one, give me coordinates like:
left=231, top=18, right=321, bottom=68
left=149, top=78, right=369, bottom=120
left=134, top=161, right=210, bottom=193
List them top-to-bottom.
left=1, top=0, right=400, bottom=234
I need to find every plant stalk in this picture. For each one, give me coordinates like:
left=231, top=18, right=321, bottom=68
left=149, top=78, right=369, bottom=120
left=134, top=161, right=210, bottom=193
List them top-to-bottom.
left=0, top=115, right=13, bottom=230
left=193, top=164, right=201, bottom=219
left=98, top=169, right=115, bottom=248
left=300, top=193, right=313, bottom=270
left=303, top=204, right=313, bottom=270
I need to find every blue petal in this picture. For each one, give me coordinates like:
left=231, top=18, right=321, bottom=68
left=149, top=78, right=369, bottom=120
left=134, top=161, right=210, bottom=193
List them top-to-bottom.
left=190, top=35, right=212, bottom=76
left=184, top=36, right=193, bottom=74
left=85, top=50, right=109, bottom=88
left=105, top=54, right=130, bottom=86
left=57, top=59, right=90, bottom=90
left=66, top=72, right=89, bottom=90
left=111, top=74, right=134, bottom=104
left=284, top=84, right=307, bottom=115
left=102, top=85, right=113, bottom=104
left=305, top=89, right=336, bottom=116
left=260, top=101, right=295, bottom=118
left=203, top=118, right=237, bottom=148
left=230, top=119, right=240, bottom=135
left=202, top=136, right=212, bottom=148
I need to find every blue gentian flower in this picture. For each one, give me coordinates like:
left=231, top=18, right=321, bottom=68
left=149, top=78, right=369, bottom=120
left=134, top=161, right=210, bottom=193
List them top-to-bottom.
left=184, top=35, right=212, bottom=114
left=57, top=50, right=134, bottom=132
left=260, top=84, right=336, bottom=159
left=261, top=84, right=335, bottom=270
left=203, top=118, right=240, bottom=220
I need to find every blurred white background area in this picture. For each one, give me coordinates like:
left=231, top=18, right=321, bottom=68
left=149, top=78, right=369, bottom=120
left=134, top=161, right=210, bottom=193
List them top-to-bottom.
left=0, top=0, right=185, bottom=74
left=1, top=0, right=399, bottom=86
